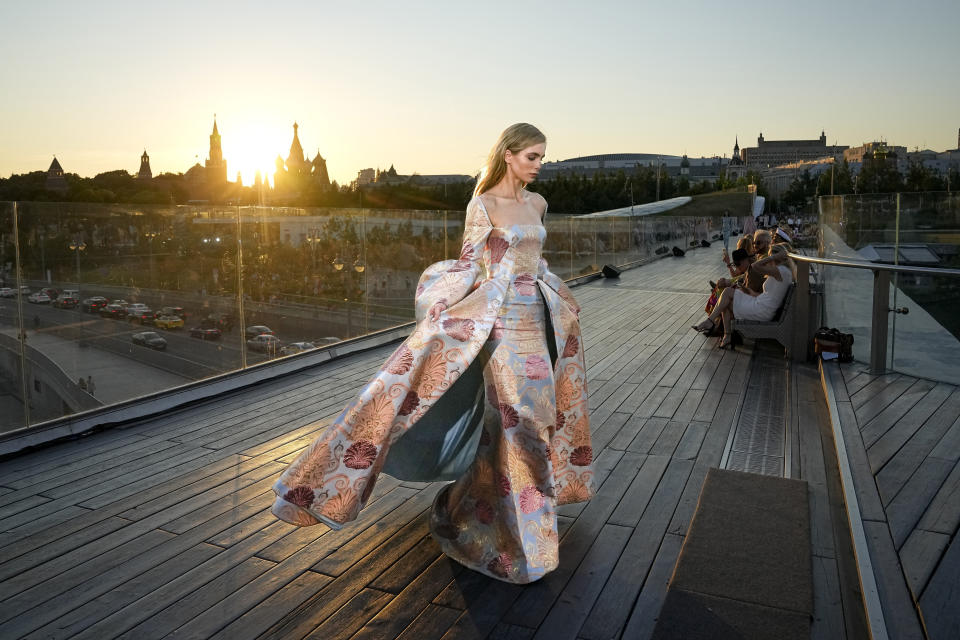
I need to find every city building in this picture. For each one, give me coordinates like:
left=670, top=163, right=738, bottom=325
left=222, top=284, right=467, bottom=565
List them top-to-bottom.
left=273, top=122, right=331, bottom=197
left=739, top=131, right=847, bottom=168
left=844, top=142, right=908, bottom=174
left=137, top=150, right=152, bottom=181
left=537, top=153, right=728, bottom=184
left=45, top=157, right=68, bottom=194
left=351, top=165, right=472, bottom=189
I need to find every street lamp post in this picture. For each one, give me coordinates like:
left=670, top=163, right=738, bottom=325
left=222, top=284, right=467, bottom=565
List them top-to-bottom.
left=144, top=231, right=158, bottom=289
left=69, top=238, right=87, bottom=347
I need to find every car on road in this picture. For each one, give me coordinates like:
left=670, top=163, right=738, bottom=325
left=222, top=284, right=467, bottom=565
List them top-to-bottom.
left=19, top=285, right=31, bottom=295
left=0, top=287, right=14, bottom=298
left=40, top=287, right=59, bottom=299
left=27, top=292, right=51, bottom=304
left=53, top=294, right=79, bottom=309
left=81, top=296, right=109, bottom=313
left=100, top=303, right=128, bottom=319
left=126, top=304, right=154, bottom=324
left=155, top=306, right=187, bottom=320
left=200, top=312, right=234, bottom=332
left=154, top=314, right=184, bottom=330
left=244, top=325, right=274, bottom=339
left=189, top=326, right=222, bottom=341
left=131, top=331, right=167, bottom=350
left=247, top=334, right=280, bottom=354
left=314, top=336, right=341, bottom=346
left=279, top=341, right=315, bottom=356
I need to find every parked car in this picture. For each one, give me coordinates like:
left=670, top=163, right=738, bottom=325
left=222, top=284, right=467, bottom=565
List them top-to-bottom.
left=19, top=285, right=31, bottom=295
left=0, top=287, right=14, bottom=298
left=40, top=287, right=59, bottom=299
left=62, top=289, right=80, bottom=299
left=27, top=292, right=51, bottom=304
left=52, top=294, right=79, bottom=309
left=81, top=296, right=109, bottom=313
left=100, top=303, right=128, bottom=319
left=126, top=304, right=154, bottom=324
left=155, top=306, right=187, bottom=320
left=154, top=314, right=184, bottom=330
left=244, top=325, right=274, bottom=339
left=189, top=326, right=222, bottom=341
left=131, top=331, right=167, bottom=350
left=247, top=334, right=280, bottom=354
left=314, top=336, right=341, bottom=346
left=279, top=341, right=315, bottom=356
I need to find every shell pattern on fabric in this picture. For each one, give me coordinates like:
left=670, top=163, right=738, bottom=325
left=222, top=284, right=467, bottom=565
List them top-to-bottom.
left=271, top=195, right=593, bottom=583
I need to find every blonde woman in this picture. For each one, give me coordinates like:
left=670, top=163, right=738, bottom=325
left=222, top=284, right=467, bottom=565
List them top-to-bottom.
left=271, top=124, right=593, bottom=584
left=693, top=244, right=795, bottom=348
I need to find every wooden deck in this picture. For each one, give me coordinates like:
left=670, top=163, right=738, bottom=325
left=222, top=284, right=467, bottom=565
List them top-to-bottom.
left=0, top=247, right=859, bottom=639
left=829, top=362, right=960, bottom=640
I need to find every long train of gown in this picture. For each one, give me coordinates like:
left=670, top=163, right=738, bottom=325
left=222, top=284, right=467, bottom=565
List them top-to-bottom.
left=271, top=199, right=593, bottom=584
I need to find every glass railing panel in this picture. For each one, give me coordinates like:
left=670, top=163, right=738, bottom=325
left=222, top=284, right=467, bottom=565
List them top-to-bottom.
left=0, top=202, right=27, bottom=433
left=542, top=215, right=575, bottom=280
left=570, top=216, right=599, bottom=278
left=889, top=271, right=960, bottom=385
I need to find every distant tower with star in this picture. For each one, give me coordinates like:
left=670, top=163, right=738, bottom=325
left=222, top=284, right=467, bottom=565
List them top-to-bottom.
left=205, top=116, right=227, bottom=186
left=137, top=149, right=153, bottom=180
left=45, top=157, right=68, bottom=194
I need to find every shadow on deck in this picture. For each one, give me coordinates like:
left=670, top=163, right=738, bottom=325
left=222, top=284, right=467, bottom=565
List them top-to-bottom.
left=0, top=245, right=867, bottom=639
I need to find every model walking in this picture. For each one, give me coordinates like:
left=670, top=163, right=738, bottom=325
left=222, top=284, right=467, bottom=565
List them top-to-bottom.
left=271, top=123, right=594, bottom=583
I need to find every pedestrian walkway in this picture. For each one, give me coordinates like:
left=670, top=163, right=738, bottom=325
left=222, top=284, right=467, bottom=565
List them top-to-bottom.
left=0, top=246, right=859, bottom=639
left=0, top=328, right=189, bottom=406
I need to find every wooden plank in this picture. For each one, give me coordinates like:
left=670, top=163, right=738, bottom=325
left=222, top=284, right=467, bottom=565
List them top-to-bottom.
left=854, top=376, right=917, bottom=427
left=860, top=379, right=938, bottom=449
left=873, top=386, right=960, bottom=503
left=835, top=401, right=886, bottom=523
left=929, top=413, right=960, bottom=462
left=626, top=417, right=668, bottom=454
left=649, top=421, right=688, bottom=457
left=672, top=421, right=708, bottom=461
left=500, top=452, right=646, bottom=629
left=608, top=454, right=668, bottom=527
left=886, top=457, right=955, bottom=548
left=916, top=457, right=960, bottom=536
left=579, top=461, right=692, bottom=640
left=257, top=515, right=433, bottom=640
left=862, top=520, right=925, bottom=640
left=530, top=523, right=632, bottom=640
left=899, top=529, right=949, bottom=599
left=917, top=532, right=960, bottom=640
left=615, top=533, right=684, bottom=640
left=369, top=535, right=443, bottom=594
left=21, top=542, right=223, bottom=640
left=349, top=554, right=464, bottom=640
left=811, top=555, right=846, bottom=640
left=296, top=588, right=394, bottom=640
left=394, top=604, right=464, bottom=640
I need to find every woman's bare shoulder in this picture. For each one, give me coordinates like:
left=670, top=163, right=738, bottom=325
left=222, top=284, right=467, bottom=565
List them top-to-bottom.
left=527, top=191, right=547, bottom=212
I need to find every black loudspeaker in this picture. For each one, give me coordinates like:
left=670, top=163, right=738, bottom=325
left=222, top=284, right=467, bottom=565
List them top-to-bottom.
left=672, top=246, right=686, bottom=257
left=602, top=264, right=621, bottom=279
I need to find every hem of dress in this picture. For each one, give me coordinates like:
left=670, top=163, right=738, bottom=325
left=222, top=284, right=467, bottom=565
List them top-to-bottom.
left=270, top=495, right=345, bottom=531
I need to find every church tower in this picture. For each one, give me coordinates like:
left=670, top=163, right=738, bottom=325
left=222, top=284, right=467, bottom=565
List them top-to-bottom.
left=205, top=116, right=227, bottom=185
left=286, top=122, right=307, bottom=173
left=731, top=137, right=742, bottom=165
left=137, top=149, right=153, bottom=180
left=45, top=157, right=68, bottom=194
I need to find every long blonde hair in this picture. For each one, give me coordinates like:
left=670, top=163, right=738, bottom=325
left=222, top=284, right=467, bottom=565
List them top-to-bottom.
left=474, top=123, right=546, bottom=196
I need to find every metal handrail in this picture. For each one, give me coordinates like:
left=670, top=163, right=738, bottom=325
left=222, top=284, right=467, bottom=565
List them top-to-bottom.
left=786, top=251, right=960, bottom=374
left=788, top=252, right=960, bottom=278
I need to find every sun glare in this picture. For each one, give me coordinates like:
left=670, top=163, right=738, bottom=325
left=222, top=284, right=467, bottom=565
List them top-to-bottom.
left=223, top=127, right=279, bottom=188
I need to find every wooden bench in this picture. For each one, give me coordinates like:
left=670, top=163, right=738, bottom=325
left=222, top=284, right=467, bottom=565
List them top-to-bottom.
left=735, top=284, right=797, bottom=359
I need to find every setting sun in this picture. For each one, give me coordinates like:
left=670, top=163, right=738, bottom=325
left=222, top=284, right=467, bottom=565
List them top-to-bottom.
left=222, top=123, right=279, bottom=187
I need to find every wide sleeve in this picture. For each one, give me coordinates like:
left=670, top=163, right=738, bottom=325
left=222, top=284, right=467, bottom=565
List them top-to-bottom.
left=415, top=196, right=493, bottom=322
left=537, top=203, right=580, bottom=313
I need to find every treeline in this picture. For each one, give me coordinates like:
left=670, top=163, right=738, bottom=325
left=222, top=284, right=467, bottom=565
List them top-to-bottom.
left=779, top=160, right=960, bottom=209
left=1, top=164, right=767, bottom=214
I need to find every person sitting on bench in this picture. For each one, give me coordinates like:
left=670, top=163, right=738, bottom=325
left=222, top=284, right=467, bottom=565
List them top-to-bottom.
left=692, top=245, right=796, bottom=349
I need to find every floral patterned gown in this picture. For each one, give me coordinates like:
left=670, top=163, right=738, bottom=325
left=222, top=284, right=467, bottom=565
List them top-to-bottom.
left=271, top=195, right=594, bottom=584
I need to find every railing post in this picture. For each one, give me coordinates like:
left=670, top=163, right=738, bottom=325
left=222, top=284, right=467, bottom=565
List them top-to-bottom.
left=793, top=261, right=810, bottom=362
left=870, top=270, right=890, bottom=375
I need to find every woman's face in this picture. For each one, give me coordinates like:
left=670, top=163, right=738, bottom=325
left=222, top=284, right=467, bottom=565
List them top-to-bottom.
left=505, top=143, right=546, bottom=183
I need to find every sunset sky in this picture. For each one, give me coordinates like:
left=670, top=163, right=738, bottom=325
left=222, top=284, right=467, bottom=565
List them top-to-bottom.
left=2, top=0, right=958, bottom=186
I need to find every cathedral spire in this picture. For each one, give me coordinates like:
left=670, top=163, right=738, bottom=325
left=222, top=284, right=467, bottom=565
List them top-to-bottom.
left=137, top=149, right=152, bottom=180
